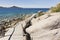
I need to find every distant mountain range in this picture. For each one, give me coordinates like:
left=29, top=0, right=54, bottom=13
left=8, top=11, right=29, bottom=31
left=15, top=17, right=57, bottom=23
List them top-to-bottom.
left=0, top=6, right=22, bottom=9
left=0, top=6, right=50, bottom=9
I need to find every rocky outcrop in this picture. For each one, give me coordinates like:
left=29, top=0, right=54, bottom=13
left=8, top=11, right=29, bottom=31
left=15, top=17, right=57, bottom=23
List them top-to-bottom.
left=1, top=12, right=60, bottom=40
left=26, top=12, right=60, bottom=40
left=0, top=14, right=36, bottom=40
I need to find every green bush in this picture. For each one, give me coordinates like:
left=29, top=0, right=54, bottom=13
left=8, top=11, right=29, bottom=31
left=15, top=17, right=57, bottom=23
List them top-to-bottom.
left=51, top=3, right=60, bottom=12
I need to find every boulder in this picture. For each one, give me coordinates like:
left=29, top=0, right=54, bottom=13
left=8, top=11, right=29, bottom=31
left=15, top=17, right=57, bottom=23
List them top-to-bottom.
left=26, top=13, right=60, bottom=40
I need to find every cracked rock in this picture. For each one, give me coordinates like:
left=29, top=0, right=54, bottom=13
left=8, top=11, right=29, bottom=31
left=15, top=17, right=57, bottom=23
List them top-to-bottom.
left=26, top=13, right=60, bottom=40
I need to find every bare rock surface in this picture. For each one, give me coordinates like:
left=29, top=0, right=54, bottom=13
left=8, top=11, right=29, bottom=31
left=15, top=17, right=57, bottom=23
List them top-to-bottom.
left=1, top=13, right=60, bottom=40
left=26, top=13, right=60, bottom=40
left=0, top=14, right=36, bottom=40
left=31, top=14, right=51, bottom=25
left=0, top=22, right=24, bottom=40
left=10, top=22, right=24, bottom=40
left=0, top=28, right=14, bottom=40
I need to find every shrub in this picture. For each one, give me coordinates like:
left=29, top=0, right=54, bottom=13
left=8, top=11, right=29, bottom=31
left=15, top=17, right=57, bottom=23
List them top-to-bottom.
left=51, top=3, right=60, bottom=12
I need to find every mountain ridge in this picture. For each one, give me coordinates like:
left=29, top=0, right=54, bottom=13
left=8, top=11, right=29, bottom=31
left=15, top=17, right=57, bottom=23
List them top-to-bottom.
left=0, top=6, right=22, bottom=9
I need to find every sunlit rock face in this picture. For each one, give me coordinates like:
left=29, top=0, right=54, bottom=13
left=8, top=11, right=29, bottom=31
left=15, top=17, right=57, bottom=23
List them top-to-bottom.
left=1, top=12, right=60, bottom=40
left=26, top=13, right=60, bottom=40
left=31, top=14, right=51, bottom=25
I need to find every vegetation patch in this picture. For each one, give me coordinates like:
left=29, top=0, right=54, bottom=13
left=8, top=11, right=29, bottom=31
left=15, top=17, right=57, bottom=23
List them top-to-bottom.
left=50, top=3, right=60, bottom=12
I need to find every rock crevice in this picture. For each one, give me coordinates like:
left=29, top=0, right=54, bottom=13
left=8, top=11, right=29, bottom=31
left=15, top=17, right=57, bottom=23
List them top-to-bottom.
left=22, top=14, right=36, bottom=40
left=23, top=21, right=31, bottom=40
left=8, top=27, right=15, bottom=40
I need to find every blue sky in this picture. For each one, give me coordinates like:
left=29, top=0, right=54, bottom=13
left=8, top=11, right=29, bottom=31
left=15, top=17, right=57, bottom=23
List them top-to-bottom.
left=0, top=0, right=60, bottom=8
